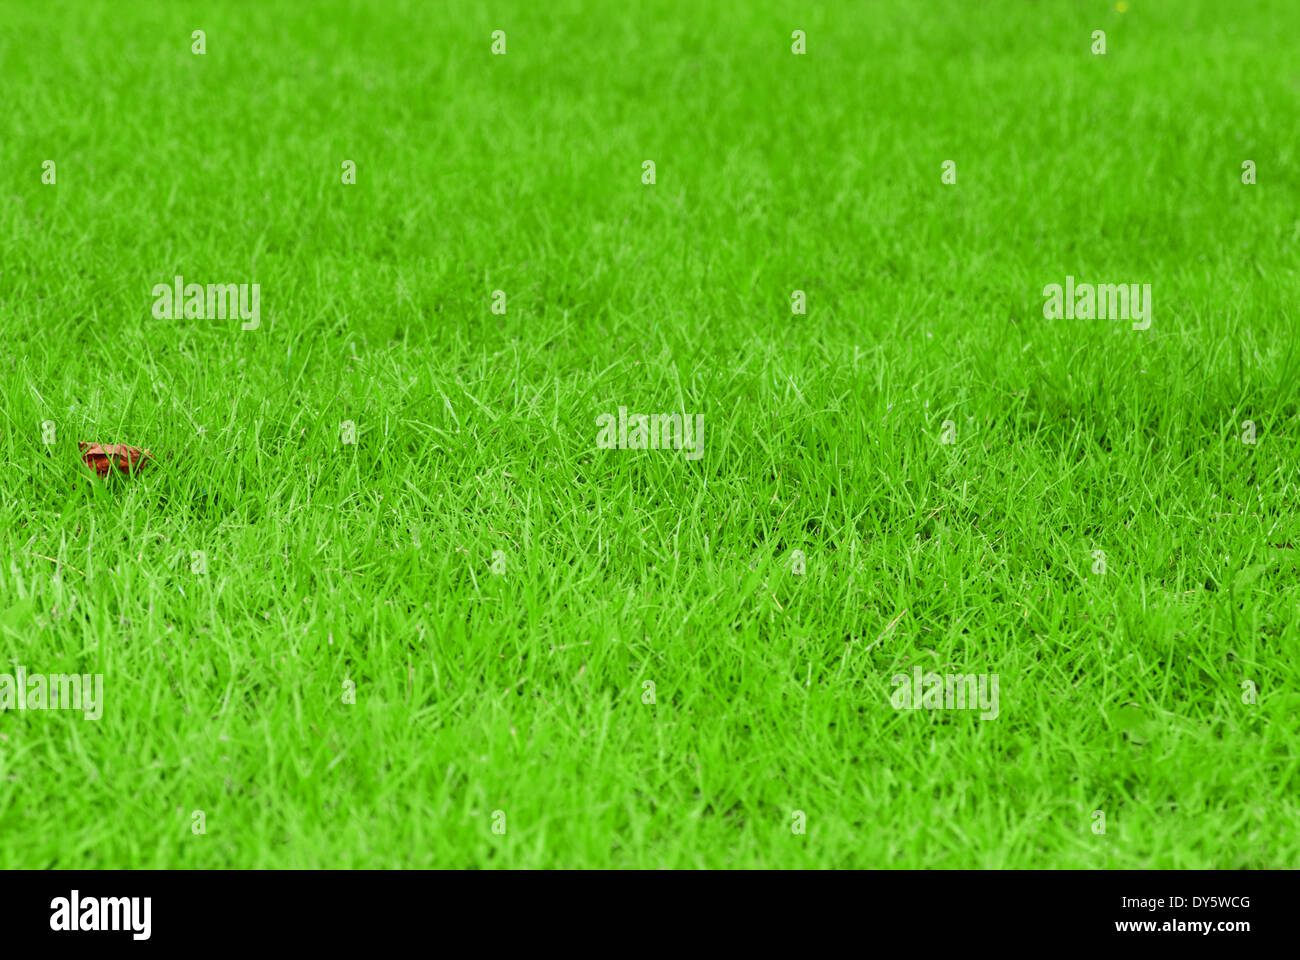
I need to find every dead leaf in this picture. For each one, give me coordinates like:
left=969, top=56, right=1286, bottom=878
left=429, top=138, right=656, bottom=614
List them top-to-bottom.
left=79, top=442, right=152, bottom=477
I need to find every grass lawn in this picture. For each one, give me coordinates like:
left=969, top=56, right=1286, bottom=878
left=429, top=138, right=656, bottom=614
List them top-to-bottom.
left=1, top=0, right=1298, bottom=868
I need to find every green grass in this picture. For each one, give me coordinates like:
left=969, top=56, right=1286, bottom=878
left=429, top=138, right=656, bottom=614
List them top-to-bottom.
left=1, top=0, right=1298, bottom=868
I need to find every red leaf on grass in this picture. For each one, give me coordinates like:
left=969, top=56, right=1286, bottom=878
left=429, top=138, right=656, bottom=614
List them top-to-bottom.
left=79, top=442, right=152, bottom=477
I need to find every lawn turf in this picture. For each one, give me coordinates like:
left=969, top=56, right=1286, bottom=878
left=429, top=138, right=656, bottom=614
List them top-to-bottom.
left=0, top=0, right=1298, bottom=867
